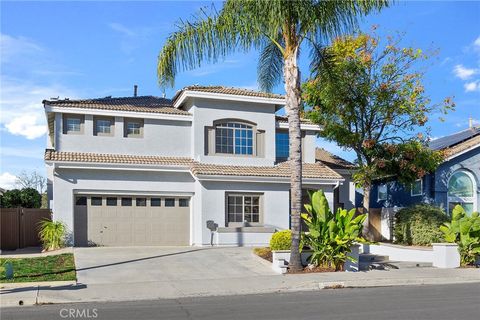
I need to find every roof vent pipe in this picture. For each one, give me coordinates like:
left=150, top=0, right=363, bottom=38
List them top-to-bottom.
left=134, top=85, right=138, bottom=97
left=469, top=117, right=473, bottom=129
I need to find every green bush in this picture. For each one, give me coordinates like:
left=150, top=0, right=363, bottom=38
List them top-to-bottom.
left=0, top=188, right=42, bottom=208
left=394, top=204, right=449, bottom=246
left=440, top=205, right=480, bottom=266
left=38, top=219, right=66, bottom=251
left=270, top=230, right=292, bottom=251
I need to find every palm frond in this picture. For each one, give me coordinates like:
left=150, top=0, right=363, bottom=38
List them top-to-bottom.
left=257, top=39, right=284, bottom=92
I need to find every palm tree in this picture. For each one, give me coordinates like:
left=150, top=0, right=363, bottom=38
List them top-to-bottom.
left=157, top=0, right=388, bottom=271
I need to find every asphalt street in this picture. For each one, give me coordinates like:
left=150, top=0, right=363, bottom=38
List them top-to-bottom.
left=2, top=283, right=479, bottom=320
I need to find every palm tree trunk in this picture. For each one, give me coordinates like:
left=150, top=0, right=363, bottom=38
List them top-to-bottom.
left=284, top=50, right=303, bottom=272
left=362, top=184, right=372, bottom=239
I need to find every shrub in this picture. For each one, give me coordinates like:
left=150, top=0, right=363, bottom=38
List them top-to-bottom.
left=0, top=188, right=42, bottom=208
left=302, top=190, right=367, bottom=270
left=394, top=204, right=449, bottom=246
left=440, top=205, right=480, bottom=266
left=38, top=219, right=66, bottom=251
left=270, top=230, right=292, bottom=251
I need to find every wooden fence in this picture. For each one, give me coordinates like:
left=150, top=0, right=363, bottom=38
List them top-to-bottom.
left=0, top=208, right=51, bottom=251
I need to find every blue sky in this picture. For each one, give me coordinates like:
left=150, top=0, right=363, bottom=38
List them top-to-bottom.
left=1, top=1, right=479, bottom=189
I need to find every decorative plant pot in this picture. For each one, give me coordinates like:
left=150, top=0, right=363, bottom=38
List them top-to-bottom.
left=432, top=243, right=460, bottom=268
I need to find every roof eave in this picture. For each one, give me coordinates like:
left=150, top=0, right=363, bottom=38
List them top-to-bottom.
left=173, top=90, right=286, bottom=109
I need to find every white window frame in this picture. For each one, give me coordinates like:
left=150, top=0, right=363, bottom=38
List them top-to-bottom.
left=215, top=122, right=255, bottom=156
left=447, top=170, right=477, bottom=215
left=411, top=179, right=423, bottom=196
left=377, top=184, right=387, bottom=201
left=226, top=193, right=262, bottom=226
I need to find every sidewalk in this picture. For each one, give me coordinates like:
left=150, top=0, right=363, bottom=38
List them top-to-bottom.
left=2, top=267, right=479, bottom=307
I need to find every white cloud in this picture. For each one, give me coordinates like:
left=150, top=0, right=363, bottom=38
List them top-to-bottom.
left=108, top=22, right=136, bottom=37
left=0, top=33, right=43, bottom=64
left=473, top=35, right=480, bottom=51
left=453, top=64, right=477, bottom=80
left=0, top=76, right=78, bottom=139
left=464, top=80, right=480, bottom=92
left=5, top=114, right=47, bottom=139
left=0, top=146, right=44, bottom=159
left=0, top=172, right=17, bottom=190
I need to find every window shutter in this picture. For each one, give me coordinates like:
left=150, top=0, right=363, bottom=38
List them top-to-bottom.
left=205, top=126, right=215, bottom=155
left=256, top=130, right=265, bottom=157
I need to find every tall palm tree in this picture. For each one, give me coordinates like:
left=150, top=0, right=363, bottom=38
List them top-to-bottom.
left=157, top=0, right=388, bottom=271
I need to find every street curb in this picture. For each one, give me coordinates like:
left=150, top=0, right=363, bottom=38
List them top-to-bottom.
left=2, top=277, right=480, bottom=308
left=0, top=280, right=77, bottom=289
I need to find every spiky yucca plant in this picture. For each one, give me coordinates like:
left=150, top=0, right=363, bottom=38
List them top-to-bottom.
left=38, top=219, right=66, bottom=251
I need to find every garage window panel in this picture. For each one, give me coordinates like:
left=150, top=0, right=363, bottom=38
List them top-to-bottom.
left=75, top=196, right=87, bottom=206
left=91, top=197, right=102, bottom=206
left=106, top=197, right=117, bottom=206
left=121, top=197, right=132, bottom=206
left=136, top=198, right=147, bottom=207
left=150, top=198, right=161, bottom=207
left=165, top=198, right=175, bottom=207
left=179, top=198, right=189, bottom=207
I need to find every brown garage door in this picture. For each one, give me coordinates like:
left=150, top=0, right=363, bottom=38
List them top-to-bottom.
left=74, top=195, right=190, bottom=246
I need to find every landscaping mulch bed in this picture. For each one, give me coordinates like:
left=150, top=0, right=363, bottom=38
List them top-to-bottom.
left=253, top=247, right=273, bottom=262
left=0, top=253, right=76, bottom=283
left=288, top=266, right=338, bottom=274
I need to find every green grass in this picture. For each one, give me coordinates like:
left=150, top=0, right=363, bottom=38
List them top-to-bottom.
left=0, top=253, right=76, bottom=283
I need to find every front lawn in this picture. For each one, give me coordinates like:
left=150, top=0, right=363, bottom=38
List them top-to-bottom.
left=0, top=253, right=76, bottom=283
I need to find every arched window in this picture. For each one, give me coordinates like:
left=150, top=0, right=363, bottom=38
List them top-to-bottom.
left=215, top=122, right=254, bottom=155
left=448, top=170, right=477, bottom=215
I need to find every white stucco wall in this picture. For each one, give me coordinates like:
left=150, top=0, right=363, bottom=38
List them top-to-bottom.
left=190, top=98, right=277, bottom=166
left=55, top=113, right=192, bottom=157
left=52, top=168, right=195, bottom=243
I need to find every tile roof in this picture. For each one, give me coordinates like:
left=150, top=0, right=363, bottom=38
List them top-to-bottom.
left=173, top=85, right=285, bottom=102
left=43, top=96, right=191, bottom=116
left=275, top=115, right=315, bottom=125
left=443, top=134, right=480, bottom=158
left=315, top=148, right=355, bottom=170
left=44, top=150, right=193, bottom=166
left=45, top=150, right=342, bottom=180
left=190, top=161, right=342, bottom=180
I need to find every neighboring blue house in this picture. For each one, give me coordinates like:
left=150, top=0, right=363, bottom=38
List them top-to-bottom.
left=367, top=126, right=480, bottom=216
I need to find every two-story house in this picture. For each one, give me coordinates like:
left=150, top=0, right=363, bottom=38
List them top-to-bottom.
left=44, top=86, right=343, bottom=247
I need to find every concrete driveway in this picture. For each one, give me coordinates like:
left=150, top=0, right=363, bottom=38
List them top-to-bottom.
left=74, top=247, right=275, bottom=285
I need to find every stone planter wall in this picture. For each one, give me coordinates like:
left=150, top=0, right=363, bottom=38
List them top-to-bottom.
left=432, top=243, right=460, bottom=269
left=271, top=246, right=360, bottom=273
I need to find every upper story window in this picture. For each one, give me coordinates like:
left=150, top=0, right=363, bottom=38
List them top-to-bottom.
left=63, top=114, right=84, bottom=134
left=94, top=116, right=114, bottom=136
left=124, top=118, right=144, bottom=138
left=215, top=122, right=253, bottom=155
left=275, top=131, right=289, bottom=162
left=411, top=179, right=423, bottom=196
left=378, top=184, right=387, bottom=201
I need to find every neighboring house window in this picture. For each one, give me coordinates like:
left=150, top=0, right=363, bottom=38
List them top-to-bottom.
left=63, top=114, right=84, bottom=134
left=94, top=117, right=114, bottom=136
left=124, top=118, right=144, bottom=138
left=215, top=122, right=253, bottom=155
left=275, top=131, right=289, bottom=162
left=448, top=170, right=477, bottom=215
left=411, top=179, right=423, bottom=196
left=377, top=184, right=387, bottom=201
left=226, top=194, right=261, bottom=225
